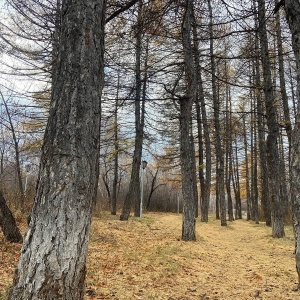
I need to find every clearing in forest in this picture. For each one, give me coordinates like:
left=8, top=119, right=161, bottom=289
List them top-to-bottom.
left=0, top=212, right=299, bottom=299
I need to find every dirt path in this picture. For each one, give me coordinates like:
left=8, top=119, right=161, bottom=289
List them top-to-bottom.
left=1, top=212, right=299, bottom=299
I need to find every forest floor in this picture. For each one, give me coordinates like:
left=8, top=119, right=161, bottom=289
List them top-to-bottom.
left=0, top=212, right=299, bottom=300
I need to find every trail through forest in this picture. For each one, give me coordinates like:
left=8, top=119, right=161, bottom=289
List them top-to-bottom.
left=0, top=212, right=299, bottom=299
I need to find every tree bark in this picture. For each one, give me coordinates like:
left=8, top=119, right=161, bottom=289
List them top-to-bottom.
left=8, top=0, right=105, bottom=299
left=120, top=0, right=145, bottom=220
left=181, top=0, right=196, bottom=241
left=208, top=0, right=226, bottom=226
left=257, top=0, right=284, bottom=237
left=284, top=0, right=300, bottom=288
left=192, top=10, right=211, bottom=223
left=254, top=45, right=271, bottom=226
left=1, top=96, right=25, bottom=211
left=111, top=98, right=119, bottom=215
left=243, top=115, right=251, bottom=221
left=232, top=138, right=242, bottom=219
left=0, top=190, right=23, bottom=243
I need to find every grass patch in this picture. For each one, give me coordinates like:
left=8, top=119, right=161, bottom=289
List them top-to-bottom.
left=131, top=216, right=156, bottom=227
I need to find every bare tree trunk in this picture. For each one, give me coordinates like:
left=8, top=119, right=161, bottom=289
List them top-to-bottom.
left=8, top=0, right=105, bottom=298
left=120, top=0, right=145, bottom=220
left=181, top=0, right=196, bottom=241
left=208, top=0, right=226, bottom=226
left=257, top=0, right=284, bottom=237
left=275, top=0, right=292, bottom=149
left=284, top=0, right=300, bottom=288
left=192, top=7, right=211, bottom=223
left=254, top=47, right=271, bottom=226
left=225, top=72, right=234, bottom=222
left=250, top=91, right=259, bottom=224
left=1, top=96, right=25, bottom=211
left=111, top=98, right=119, bottom=215
left=243, top=115, right=251, bottom=221
left=190, top=128, right=199, bottom=218
left=232, top=138, right=242, bottom=219
left=0, top=190, right=23, bottom=243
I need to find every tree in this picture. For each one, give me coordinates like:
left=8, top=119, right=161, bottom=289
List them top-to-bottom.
left=8, top=0, right=106, bottom=299
left=120, top=0, right=146, bottom=220
left=180, top=0, right=197, bottom=240
left=207, top=0, right=227, bottom=226
left=257, top=0, right=285, bottom=238
left=284, top=0, right=300, bottom=289
left=192, top=4, right=212, bottom=223
left=0, top=93, right=25, bottom=211
left=0, top=190, right=23, bottom=243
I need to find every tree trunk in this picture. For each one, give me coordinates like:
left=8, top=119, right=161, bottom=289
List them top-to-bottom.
left=8, top=0, right=105, bottom=299
left=120, top=0, right=145, bottom=220
left=181, top=0, right=196, bottom=241
left=208, top=0, right=226, bottom=226
left=257, top=0, right=284, bottom=238
left=275, top=0, right=292, bottom=149
left=284, top=0, right=300, bottom=288
left=192, top=8, right=211, bottom=223
left=254, top=46, right=271, bottom=226
left=225, top=72, right=234, bottom=222
left=250, top=91, right=259, bottom=224
left=1, top=96, right=25, bottom=211
left=111, top=97, right=119, bottom=215
left=243, top=116, right=251, bottom=221
left=190, top=128, right=199, bottom=218
left=232, top=138, right=242, bottom=219
left=0, top=190, right=23, bottom=243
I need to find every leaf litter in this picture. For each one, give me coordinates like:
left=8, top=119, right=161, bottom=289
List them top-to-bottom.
left=0, top=212, right=299, bottom=299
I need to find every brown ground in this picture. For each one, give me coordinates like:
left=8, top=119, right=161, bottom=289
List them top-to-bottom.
left=1, top=212, right=299, bottom=299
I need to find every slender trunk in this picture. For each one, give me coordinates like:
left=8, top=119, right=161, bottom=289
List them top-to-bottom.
left=120, top=0, right=144, bottom=220
left=181, top=0, right=196, bottom=240
left=208, top=0, right=226, bottom=226
left=257, top=0, right=284, bottom=237
left=275, top=0, right=292, bottom=149
left=285, top=0, right=300, bottom=287
left=8, top=1, right=106, bottom=298
left=192, top=7, right=211, bottom=223
left=253, top=27, right=271, bottom=225
left=288, top=57, right=297, bottom=117
left=225, top=70, right=233, bottom=222
left=250, top=88, right=259, bottom=224
left=2, top=98, right=25, bottom=211
left=111, top=99, right=119, bottom=215
left=243, top=116, right=251, bottom=221
left=190, top=127, right=199, bottom=218
left=279, top=130, right=290, bottom=221
left=232, top=138, right=242, bottom=219
left=146, top=169, right=158, bottom=210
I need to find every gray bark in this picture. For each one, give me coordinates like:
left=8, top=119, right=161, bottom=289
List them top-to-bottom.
left=8, top=0, right=105, bottom=299
left=120, top=0, right=145, bottom=220
left=181, top=0, right=196, bottom=241
left=208, top=0, right=226, bottom=226
left=257, top=0, right=284, bottom=238
left=275, top=0, right=292, bottom=148
left=284, top=0, right=300, bottom=288
left=192, top=15, right=211, bottom=223
left=254, top=47, right=271, bottom=226
left=1, top=94, right=25, bottom=211
left=111, top=98, right=119, bottom=215
left=243, top=116, right=251, bottom=221
left=232, top=138, right=242, bottom=219
left=0, top=190, right=23, bottom=243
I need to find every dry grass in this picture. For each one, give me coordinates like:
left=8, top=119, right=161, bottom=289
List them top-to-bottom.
left=1, top=212, right=299, bottom=299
